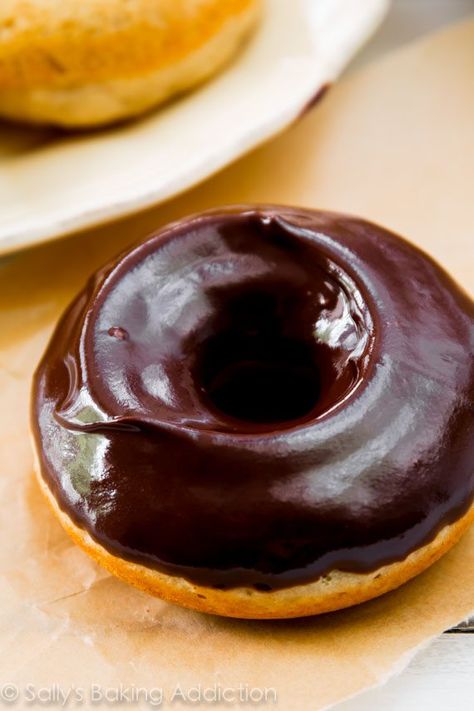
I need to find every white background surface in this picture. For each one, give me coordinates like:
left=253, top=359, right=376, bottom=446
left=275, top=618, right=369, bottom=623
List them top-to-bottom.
left=354, top=0, right=474, bottom=69
left=338, top=2, right=474, bottom=708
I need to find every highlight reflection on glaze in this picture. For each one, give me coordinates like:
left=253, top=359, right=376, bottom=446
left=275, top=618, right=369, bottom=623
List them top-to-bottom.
left=32, top=207, right=474, bottom=590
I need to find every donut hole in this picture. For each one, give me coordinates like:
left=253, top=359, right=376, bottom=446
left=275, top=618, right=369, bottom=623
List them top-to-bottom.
left=193, top=281, right=367, bottom=429
left=198, top=332, right=321, bottom=424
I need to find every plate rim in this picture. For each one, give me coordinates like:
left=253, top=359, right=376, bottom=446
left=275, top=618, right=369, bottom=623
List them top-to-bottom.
left=0, top=0, right=389, bottom=257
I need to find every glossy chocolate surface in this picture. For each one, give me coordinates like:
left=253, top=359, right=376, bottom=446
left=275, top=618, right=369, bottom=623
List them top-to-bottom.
left=32, top=207, right=474, bottom=590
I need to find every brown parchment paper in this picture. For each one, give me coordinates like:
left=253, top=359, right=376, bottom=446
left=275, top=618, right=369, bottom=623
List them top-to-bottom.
left=1, top=19, right=473, bottom=711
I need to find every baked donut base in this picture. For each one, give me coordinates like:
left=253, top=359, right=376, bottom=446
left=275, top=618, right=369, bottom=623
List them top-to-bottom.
left=33, top=459, right=474, bottom=619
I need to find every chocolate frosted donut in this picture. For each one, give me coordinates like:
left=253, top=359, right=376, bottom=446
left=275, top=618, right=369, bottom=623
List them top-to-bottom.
left=31, top=207, right=474, bottom=618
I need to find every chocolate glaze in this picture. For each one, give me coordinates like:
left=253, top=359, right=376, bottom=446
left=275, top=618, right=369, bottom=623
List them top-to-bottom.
left=298, top=82, right=331, bottom=119
left=32, top=207, right=474, bottom=590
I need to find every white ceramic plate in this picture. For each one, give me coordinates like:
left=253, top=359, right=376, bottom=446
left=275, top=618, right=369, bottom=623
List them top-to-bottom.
left=0, top=0, right=389, bottom=255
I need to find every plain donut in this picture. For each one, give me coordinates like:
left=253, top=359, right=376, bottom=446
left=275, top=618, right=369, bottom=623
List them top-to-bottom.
left=0, top=0, right=262, bottom=127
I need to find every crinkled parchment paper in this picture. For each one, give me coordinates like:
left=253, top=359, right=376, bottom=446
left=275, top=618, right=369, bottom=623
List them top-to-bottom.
left=0, top=20, right=473, bottom=711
